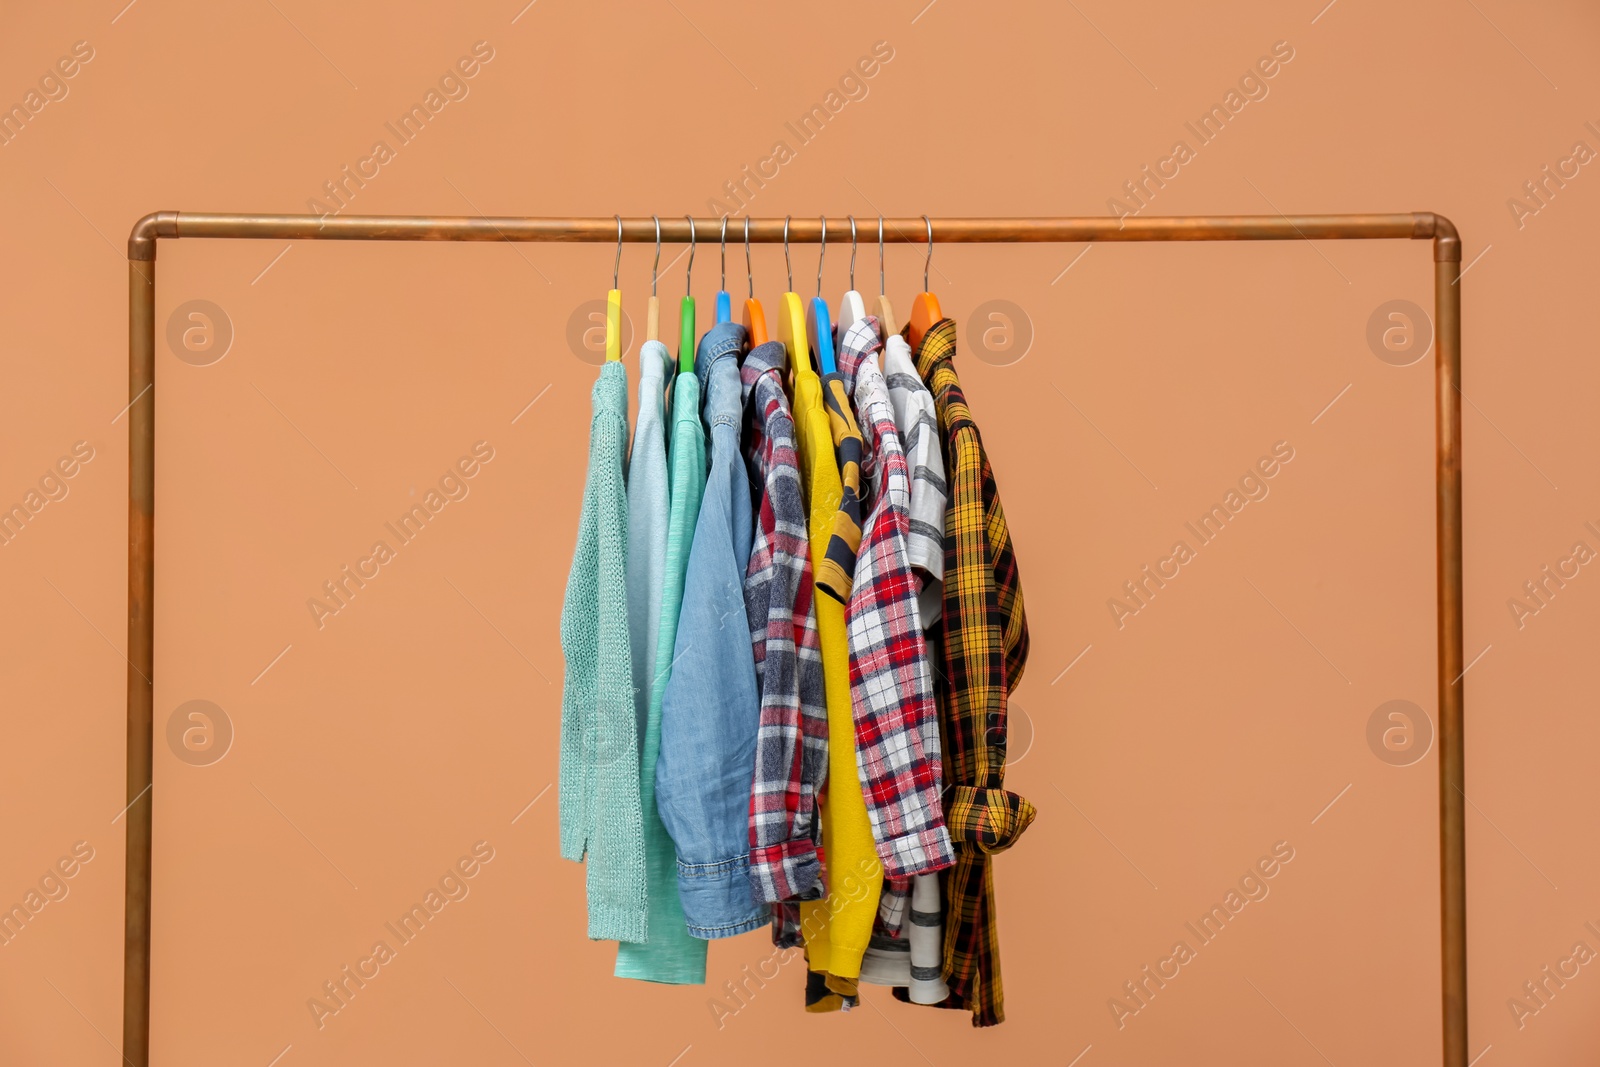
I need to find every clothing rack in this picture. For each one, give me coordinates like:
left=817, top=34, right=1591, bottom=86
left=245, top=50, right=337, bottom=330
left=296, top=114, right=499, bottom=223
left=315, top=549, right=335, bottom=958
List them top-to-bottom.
left=120, top=211, right=1467, bottom=1066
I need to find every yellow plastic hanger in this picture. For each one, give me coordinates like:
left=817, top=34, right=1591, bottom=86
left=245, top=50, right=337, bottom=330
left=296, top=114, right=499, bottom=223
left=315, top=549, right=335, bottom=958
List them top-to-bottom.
left=605, top=214, right=622, bottom=362
left=646, top=215, right=661, bottom=343
left=679, top=215, right=696, bottom=372
left=874, top=215, right=897, bottom=339
left=906, top=215, right=942, bottom=350
left=741, top=217, right=768, bottom=346
left=777, top=217, right=811, bottom=383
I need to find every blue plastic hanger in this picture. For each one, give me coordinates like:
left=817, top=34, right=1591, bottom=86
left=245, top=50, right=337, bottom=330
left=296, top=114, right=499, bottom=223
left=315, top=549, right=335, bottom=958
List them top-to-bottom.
left=715, top=215, right=732, bottom=325
left=807, top=216, right=837, bottom=375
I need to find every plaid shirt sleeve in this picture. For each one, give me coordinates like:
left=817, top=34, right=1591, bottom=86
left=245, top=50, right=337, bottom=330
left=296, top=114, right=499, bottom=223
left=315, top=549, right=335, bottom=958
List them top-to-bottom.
left=912, top=318, right=1033, bottom=1028
left=838, top=321, right=955, bottom=882
left=742, top=344, right=830, bottom=904
left=815, top=372, right=865, bottom=603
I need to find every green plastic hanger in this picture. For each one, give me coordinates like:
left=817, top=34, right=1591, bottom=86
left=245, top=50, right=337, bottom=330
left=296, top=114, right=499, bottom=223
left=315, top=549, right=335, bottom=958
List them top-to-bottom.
left=679, top=215, right=696, bottom=373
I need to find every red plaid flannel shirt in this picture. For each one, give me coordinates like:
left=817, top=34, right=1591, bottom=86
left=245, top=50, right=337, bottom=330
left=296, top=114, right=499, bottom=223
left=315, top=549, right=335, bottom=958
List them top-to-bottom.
left=837, top=319, right=954, bottom=881
left=742, top=340, right=831, bottom=904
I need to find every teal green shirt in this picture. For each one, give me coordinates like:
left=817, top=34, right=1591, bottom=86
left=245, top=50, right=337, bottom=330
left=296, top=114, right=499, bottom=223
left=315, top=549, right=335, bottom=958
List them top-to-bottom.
left=559, top=360, right=647, bottom=943
left=615, top=367, right=710, bottom=983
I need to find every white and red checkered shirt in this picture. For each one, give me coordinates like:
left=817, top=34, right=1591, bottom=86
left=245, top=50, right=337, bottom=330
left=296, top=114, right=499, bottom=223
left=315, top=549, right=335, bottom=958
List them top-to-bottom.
left=837, top=318, right=953, bottom=880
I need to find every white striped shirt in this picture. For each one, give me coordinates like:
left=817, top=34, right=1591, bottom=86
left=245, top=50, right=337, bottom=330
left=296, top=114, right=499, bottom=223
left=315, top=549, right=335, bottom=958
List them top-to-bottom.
left=883, top=331, right=947, bottom=627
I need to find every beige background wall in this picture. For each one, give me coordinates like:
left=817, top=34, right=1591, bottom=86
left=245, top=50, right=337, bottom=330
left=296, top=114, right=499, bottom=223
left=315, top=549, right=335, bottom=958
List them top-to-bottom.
left=1, top=1, right=1597, bottom=1063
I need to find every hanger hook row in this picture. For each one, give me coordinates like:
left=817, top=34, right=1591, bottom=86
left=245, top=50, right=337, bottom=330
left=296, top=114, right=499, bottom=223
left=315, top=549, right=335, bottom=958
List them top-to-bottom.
left=613, top=214, right=622, bottom=291
left=923, top=214, right=933, bottom=293
left=652, top=215, right=661, bottom=297
left=684, top=215, right=695, bottom=296
left=816, top=215, right=827, bottom=300
left=878, top=215, right=885, bottom=298
left=784, top=216, right=792, bottom=293
left=848, top=216, right=857, bottom=292
left=744, top=217, right=754, bottom=301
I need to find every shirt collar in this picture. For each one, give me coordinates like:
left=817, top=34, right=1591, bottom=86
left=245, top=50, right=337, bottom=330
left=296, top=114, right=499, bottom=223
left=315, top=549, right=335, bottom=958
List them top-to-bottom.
left=836, top=316, right=883, bottom=393
left=911, top=317, right=957, bottom=381
left=694, top=320, right=747, bottom=388
left=638, top=338, right=671, bottom=381
left=741, top=339, right=788, bottom=385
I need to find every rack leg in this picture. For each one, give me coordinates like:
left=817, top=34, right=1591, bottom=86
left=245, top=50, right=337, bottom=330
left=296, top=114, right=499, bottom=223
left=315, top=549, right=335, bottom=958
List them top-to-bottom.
left=1435, top=253, right=1466, bottom=1067
left=124, top=257, right=156, bottom=1067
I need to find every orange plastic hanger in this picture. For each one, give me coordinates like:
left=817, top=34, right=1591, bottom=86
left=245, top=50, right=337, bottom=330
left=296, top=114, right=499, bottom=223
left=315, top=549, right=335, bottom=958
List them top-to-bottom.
left=907, top=214, right=942, bottom=350
left=646, top=215, right=661, bottom=342
left=874, top=215, right=897, bottom=340
left=741, top=217, right=767, bottom=345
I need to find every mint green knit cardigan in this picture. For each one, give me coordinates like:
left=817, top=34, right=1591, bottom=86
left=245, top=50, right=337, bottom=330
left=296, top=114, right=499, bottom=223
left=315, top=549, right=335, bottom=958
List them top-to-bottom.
left=559, top=360, right=647, bottom=943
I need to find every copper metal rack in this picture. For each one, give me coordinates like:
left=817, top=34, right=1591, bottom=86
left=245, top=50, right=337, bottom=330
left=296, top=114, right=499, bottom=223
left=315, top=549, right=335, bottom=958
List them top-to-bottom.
left=121, top=211, right=1467, bottom=1066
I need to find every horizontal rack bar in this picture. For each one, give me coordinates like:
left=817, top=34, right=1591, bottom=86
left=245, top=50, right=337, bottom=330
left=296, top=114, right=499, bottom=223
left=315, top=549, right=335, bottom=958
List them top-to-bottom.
left=128, top=212, right=1458, bottom=260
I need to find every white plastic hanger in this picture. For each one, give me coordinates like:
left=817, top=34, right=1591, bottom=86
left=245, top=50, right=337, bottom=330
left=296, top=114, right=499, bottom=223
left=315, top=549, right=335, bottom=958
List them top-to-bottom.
left=836, top=215, right=867, bottom=342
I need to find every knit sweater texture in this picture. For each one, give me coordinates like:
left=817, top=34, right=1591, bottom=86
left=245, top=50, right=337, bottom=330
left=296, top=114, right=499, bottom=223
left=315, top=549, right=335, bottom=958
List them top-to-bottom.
left=559, top=360, right=648, bottom=943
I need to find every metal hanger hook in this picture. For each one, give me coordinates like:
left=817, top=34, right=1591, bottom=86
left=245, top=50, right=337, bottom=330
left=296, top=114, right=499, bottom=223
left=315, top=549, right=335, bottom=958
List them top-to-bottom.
left=613, top=214, right=623, bottom=290
left=651, top=215, right=661, bottom=297
left=684, top=215, right=696, bottom=297
left=878, top=215, right=885, bottom=297
left=922, top=215, right=933, bottom=292
left=720, top=216, right=728, bottom=292
left=784, top=216, right=792, bottom=292
left=816, top=216, right=827, bottom=299
left=848, top=216, right=857, bottom=292
left=744, top=217, right=754, bottom=300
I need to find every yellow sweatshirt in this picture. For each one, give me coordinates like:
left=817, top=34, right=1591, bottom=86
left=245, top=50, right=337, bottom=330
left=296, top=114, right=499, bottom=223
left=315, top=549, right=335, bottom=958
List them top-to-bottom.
left=781, top=295, right=882, bottom=982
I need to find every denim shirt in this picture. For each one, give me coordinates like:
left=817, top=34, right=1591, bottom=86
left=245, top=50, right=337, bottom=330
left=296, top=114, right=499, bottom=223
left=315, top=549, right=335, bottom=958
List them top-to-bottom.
left=656, top=320, right=766, bottom=938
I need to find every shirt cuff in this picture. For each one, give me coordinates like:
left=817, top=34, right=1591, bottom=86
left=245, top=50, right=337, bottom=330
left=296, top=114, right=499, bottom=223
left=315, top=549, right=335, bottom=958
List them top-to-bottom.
left=943, top=785, right=1037, bottom=854
left=875, top=825, right=955, bottom=879
left=748, top=838, right=825, bottom=904
left=677, top=853, right=769, bottom=939
left=586, top=902, right=648, bottom=944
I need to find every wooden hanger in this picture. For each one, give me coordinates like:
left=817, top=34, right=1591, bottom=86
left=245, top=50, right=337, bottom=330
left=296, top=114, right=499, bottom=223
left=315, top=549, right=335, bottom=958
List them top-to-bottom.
left=605, top=214, right=622, bottom=362
left=874, top=214, right=897, bottom=339
left=907, top=214, right=942, bottom=349
left=646, top=215, right=661, bottom=342
left=678, top=215, right=696, bottom=373
left=836, top=215, right=867, bottom=342
left=741, top=216, right=767, bottom=345
left=807, top=216, right=838, bottom=375
left=777, top=217, right=810, bottom=382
